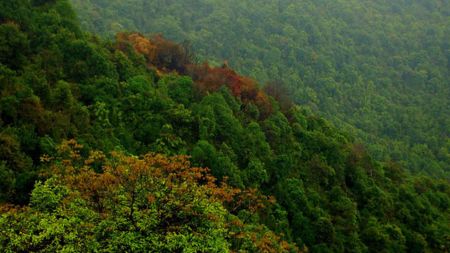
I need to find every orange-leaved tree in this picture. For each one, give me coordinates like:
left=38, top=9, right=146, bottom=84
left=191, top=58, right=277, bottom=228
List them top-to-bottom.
left=116, top=32, right=193, bottom=73
left=115, top=33, right=275, bottom=119
left=0, top=139, right=302, bottom=252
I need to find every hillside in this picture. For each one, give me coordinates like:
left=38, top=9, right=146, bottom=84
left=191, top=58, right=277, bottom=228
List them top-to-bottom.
left=70, top=0, right=450, bottom=177
left=0, top=1, right=449, bottom=252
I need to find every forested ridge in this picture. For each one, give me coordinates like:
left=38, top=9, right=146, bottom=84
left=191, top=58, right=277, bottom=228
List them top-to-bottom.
left=0, top=0, right=449, bottom=252
left=70, top=0, right=450, bottom=177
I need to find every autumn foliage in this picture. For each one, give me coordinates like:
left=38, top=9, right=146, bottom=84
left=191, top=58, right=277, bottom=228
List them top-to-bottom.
left=2, top=1, right=450, bottom=252
left=115, top=32, right=274, bottom=118
left=116, top=32, right=192, bottom=73
left=0, top=140, right=300, bottom=252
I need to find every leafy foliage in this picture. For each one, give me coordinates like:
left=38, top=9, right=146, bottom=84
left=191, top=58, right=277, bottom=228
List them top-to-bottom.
left=70, top=0, right=450, bottom=177
left=0, top=1, right=449, bottom=252
left=1, top=141, right=298, bottom=252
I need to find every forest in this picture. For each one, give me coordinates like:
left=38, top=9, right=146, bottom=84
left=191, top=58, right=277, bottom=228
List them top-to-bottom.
left=0, top=0, right=449, bottom=252
left=70, top=0, right=450, bottom=177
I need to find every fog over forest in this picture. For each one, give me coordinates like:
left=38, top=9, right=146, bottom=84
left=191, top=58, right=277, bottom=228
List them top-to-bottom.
left=0, top=0, right=449, bottom=252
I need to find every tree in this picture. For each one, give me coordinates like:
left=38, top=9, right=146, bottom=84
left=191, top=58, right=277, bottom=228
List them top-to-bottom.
left=0, top=23, right=29, bottom=69
left=0, top=143, right=299, bottom=252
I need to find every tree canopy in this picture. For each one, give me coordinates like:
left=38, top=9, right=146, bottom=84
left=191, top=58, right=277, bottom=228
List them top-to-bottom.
left=70, top=0, right=450, bottom=177
left=0, top=1, right=449, bottom=252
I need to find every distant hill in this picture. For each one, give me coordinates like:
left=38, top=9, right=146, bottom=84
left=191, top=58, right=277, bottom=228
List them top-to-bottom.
left=70, top=0, right=450, bottom=177
left=0, top=1, right=449, bottom=252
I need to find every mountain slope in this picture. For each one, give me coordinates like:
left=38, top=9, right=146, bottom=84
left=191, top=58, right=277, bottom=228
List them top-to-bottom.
left=70, top=0, right=450, bottom=177
left=0, top=1, right=449, bottom=252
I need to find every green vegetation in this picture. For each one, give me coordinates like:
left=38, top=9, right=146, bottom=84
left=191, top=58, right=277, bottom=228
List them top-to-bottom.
left=0, top=0, right=449, bottom=252
left=70, top=0, right=450, bottom=177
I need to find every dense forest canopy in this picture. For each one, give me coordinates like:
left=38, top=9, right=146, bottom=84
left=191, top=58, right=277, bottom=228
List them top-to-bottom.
left=0, top=0, right=449, bottom=252
left=70, top=0, right=450, bottom=177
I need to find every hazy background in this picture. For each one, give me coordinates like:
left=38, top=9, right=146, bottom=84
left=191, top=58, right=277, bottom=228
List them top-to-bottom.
left=71, top=0, right=450, bottom=177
